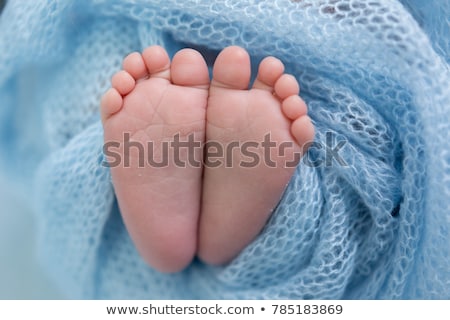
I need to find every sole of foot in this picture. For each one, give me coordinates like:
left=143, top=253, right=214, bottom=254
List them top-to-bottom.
left=101, top=46, right=209, bottom=273
left=198, top=46, right=315, bottom=265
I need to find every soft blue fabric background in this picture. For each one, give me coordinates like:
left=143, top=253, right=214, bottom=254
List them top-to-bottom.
left=0, top=175, right=61, bottom=299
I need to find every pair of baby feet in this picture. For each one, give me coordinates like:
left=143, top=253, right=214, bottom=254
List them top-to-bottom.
left=101, top=46, right=314, bottom=273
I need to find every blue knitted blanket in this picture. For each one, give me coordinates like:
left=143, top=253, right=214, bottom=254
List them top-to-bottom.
left=0, top=0, right=449, bottom=299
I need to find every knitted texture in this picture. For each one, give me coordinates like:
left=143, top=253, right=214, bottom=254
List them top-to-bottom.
left=0, top=0, right=449, bottom=299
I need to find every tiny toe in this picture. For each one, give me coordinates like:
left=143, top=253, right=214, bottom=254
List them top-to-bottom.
left=142, top=45, right=171, bottom=80
left=211, top=46, right=251, bottom=90
left=171, top=48, right=209, bottom=88
left=123, top=52, right=148, bottom=80
left=252, top=56, right=285, bottom=91
left=111, top=70, right=135, bottom=95
left=274, top=74, right=300, bottom=100
left=100, top=88, right=123, bottom=122
left=282, top=95, right=308, bottom=120
left=291, top=115, right=315, bottom=147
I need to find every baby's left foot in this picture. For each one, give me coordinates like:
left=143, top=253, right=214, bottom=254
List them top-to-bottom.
left=198, top=46, right=315, bottom=265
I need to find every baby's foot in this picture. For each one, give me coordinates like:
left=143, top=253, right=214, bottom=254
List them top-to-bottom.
left=101, top=46, right=209, bottom=272
left=198, top=46, right=315, bottom=265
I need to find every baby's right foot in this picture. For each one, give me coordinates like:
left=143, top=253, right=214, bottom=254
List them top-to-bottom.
left=101, top=46, right=209, bottom=273
left=199, top=46, right=315, bottom=265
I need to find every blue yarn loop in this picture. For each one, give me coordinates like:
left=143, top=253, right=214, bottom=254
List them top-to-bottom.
left=0, top=0, right=448, bottom=299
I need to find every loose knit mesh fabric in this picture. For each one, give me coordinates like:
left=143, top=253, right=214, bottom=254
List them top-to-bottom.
left=0, top=0, right=449, bottom=299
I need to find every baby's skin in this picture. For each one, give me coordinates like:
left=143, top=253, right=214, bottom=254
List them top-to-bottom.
left=101, top=46, right=314, bottom=272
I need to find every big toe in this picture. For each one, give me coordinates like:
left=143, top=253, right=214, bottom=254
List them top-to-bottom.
left=211, top=46, right=251, bottom=90
left=171, top=48, right=210, bottom=89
